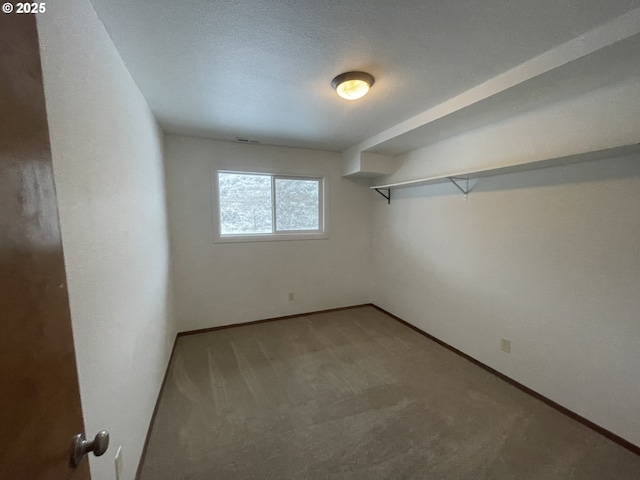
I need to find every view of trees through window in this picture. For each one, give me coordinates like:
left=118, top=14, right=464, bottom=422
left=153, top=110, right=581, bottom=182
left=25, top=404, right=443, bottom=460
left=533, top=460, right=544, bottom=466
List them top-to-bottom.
left=219, top=172, right=321, bottom=236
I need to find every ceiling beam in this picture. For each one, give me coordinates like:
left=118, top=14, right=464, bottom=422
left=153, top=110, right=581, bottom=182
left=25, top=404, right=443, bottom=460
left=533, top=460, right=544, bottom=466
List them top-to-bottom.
left=344, top=7, right=640, bottom=158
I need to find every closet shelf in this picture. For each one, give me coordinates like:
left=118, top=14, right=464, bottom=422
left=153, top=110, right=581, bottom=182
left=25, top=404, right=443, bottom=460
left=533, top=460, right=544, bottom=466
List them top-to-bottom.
left=371, top=144, right=640, bottom=203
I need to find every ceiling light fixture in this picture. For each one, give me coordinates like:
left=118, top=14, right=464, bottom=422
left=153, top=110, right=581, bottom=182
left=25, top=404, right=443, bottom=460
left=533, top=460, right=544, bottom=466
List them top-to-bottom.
left=331, top=71, right=375, bottom=101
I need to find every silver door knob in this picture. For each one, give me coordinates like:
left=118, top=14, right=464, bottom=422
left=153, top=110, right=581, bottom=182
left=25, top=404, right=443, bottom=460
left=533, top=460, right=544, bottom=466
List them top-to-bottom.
left=70, top=430, right=109, bottom=467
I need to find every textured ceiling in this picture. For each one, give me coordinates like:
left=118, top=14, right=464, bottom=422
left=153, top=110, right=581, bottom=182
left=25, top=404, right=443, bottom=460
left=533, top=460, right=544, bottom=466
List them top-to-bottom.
left=89, top=0, right=640, bottom=152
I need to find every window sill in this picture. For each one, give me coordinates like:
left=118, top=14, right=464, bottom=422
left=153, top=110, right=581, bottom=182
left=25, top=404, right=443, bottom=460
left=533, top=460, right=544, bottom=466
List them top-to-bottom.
left=214, top=232, right=329, bottom=244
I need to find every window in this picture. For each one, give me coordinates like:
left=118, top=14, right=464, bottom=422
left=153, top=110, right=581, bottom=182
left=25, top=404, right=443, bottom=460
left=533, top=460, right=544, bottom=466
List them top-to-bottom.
left=216, top=171, right=325, bottom=241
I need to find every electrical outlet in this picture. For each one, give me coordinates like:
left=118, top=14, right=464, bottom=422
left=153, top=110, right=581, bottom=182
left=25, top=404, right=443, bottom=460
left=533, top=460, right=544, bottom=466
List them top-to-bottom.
left=288, top=292, right=294, bottom=301
left=501, top=338, right=511, bottom=353
left=115, top=446, right=123, bottom=480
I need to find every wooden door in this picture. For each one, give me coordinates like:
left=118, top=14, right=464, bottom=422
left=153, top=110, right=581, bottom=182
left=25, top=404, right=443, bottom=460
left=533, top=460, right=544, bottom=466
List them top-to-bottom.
left=0, top=13, right=91, bottom=480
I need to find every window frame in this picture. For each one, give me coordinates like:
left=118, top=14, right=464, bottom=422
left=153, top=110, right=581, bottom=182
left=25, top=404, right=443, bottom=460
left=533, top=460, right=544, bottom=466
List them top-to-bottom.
left=213, top=168, right=327, bottom=243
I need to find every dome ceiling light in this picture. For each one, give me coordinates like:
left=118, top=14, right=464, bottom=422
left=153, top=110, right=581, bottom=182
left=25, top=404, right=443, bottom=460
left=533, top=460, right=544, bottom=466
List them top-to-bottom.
left=331, top=71, right=375, bottom=101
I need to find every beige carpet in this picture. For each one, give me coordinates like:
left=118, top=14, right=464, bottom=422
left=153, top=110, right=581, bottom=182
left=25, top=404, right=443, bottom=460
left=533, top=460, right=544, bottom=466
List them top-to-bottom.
left=138, top=306, right=640, bottom=479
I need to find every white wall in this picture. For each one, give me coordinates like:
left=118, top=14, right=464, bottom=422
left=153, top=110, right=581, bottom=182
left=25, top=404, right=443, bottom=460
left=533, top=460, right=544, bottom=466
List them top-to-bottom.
left=37, top=2, right=177, bottom=479
left=370, top=71, right=640, bottom=447
left=379, top=76, right=640, bottom=184
left=164, top=136, right=372, bottom=330
left=372, top=152, right=640, bottom=446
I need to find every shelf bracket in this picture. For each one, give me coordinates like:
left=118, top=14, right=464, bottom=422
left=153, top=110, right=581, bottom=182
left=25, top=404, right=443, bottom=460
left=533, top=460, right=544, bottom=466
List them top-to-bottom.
left=448, top=177, right=469, bottom=200
left=375, top=188, right=391, bottom=204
